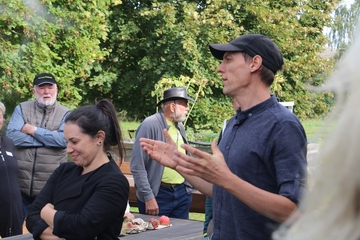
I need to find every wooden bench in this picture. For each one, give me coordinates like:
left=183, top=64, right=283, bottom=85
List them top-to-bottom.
left=127, top=130, right=137, bottom=139
left=119, top=162, right=206, bottom=213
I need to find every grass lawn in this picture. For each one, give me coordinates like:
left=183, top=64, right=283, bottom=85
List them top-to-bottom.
left=121, top=118, right=328, bottom=142
left=300, top=118, right=334, bottom=143
left=301, top=118, right=324, bottom=142
left=120, top=122, right=141, bottom=139
left=130, top=207, right=205, bottom=222
left=189, top=212, right=205, bottom=221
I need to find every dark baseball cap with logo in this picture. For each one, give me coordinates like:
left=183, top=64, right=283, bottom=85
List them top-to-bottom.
left=209, top=34, right=284, bottom=75
left=33, top=73, right=57, bottom=86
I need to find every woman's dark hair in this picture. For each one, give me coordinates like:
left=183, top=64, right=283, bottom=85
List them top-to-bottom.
left=65, top=99, right=125, bottom=164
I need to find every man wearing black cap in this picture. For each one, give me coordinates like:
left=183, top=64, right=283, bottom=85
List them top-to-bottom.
left=139, top=34, right=308, bottom=239
left=7, top=73, right=70, bottom=221
left=131, top=87, right=195, bottom=219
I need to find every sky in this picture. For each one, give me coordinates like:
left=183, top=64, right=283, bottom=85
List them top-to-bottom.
left=343, top=0, right=355, bottom=7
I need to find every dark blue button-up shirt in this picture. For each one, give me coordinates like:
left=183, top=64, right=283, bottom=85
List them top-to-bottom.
left=212, top=96, right=308, bottom=240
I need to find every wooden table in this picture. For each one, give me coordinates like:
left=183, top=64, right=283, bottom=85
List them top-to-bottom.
left=6, top=214, right=204, bottom=240
left=121, top=214, right=203, bottom=239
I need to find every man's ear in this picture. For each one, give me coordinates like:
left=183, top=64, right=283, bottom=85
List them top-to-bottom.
left=250, top=55, right=262, bottom=72
left=170, top=101, right=176, bottom=113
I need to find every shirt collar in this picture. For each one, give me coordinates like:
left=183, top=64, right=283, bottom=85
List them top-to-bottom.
left=235, top=95, right=278, bottom=123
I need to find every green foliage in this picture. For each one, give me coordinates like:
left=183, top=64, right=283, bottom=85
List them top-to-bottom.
left=0, top=0, right=343, bottom=133
left=0, top=0, right=113, bottom=109
left=99, top=0, right=339, bottom=131
left=99, top=0, right=230, bottom=125
left=236, top=0, right=339, bottom=119
left=327, top=0, right=360, bottom=58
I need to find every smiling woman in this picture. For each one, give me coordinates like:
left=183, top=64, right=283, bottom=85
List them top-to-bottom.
left=25, top=99, right=130, bottom=240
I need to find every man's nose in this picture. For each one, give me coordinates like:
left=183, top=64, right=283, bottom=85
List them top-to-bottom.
left=217, top=61, right=225, bottom=73
left=43, top=88, right=50, bottom=94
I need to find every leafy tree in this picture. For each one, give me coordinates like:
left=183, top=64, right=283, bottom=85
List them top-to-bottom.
left=0, top=0, right=113, bottom=110
left=0, top=0, right=340, bottom=133
left=98, top=0, right=235, bottom=131
left=99, top=0, right=339, bottom=132
left=327, top=0, right=360, bottom=59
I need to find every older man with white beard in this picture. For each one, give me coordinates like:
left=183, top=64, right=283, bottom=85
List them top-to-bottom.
left=6, top=73, right=70, bottom=221
left=130, top=87, right=195, bottom=219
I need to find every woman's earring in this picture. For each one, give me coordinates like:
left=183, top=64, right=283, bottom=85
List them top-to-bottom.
left=97, top=142, right=102, bottom=146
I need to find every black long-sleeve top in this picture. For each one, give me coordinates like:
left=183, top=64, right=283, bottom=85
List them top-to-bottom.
left=0, top=136, right=23, bottom=237
left=26, top=157, right=129, bottom=240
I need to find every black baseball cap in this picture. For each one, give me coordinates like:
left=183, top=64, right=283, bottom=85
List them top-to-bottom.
left=209, top=34, right=284, bottom=74
left=33, top=73, right=57, bottom=86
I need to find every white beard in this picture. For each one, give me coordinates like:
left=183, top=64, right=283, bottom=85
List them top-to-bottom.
left=34, top=90, right=57, bottom=106
left=172, top=109, right=187, bottom=122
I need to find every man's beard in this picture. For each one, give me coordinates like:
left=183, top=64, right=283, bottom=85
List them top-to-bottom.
left=35, top=92, right=56, bottom=106
left=41, top=98, right=56, bottom=106
left=172, top=110, right=187, bottom=122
